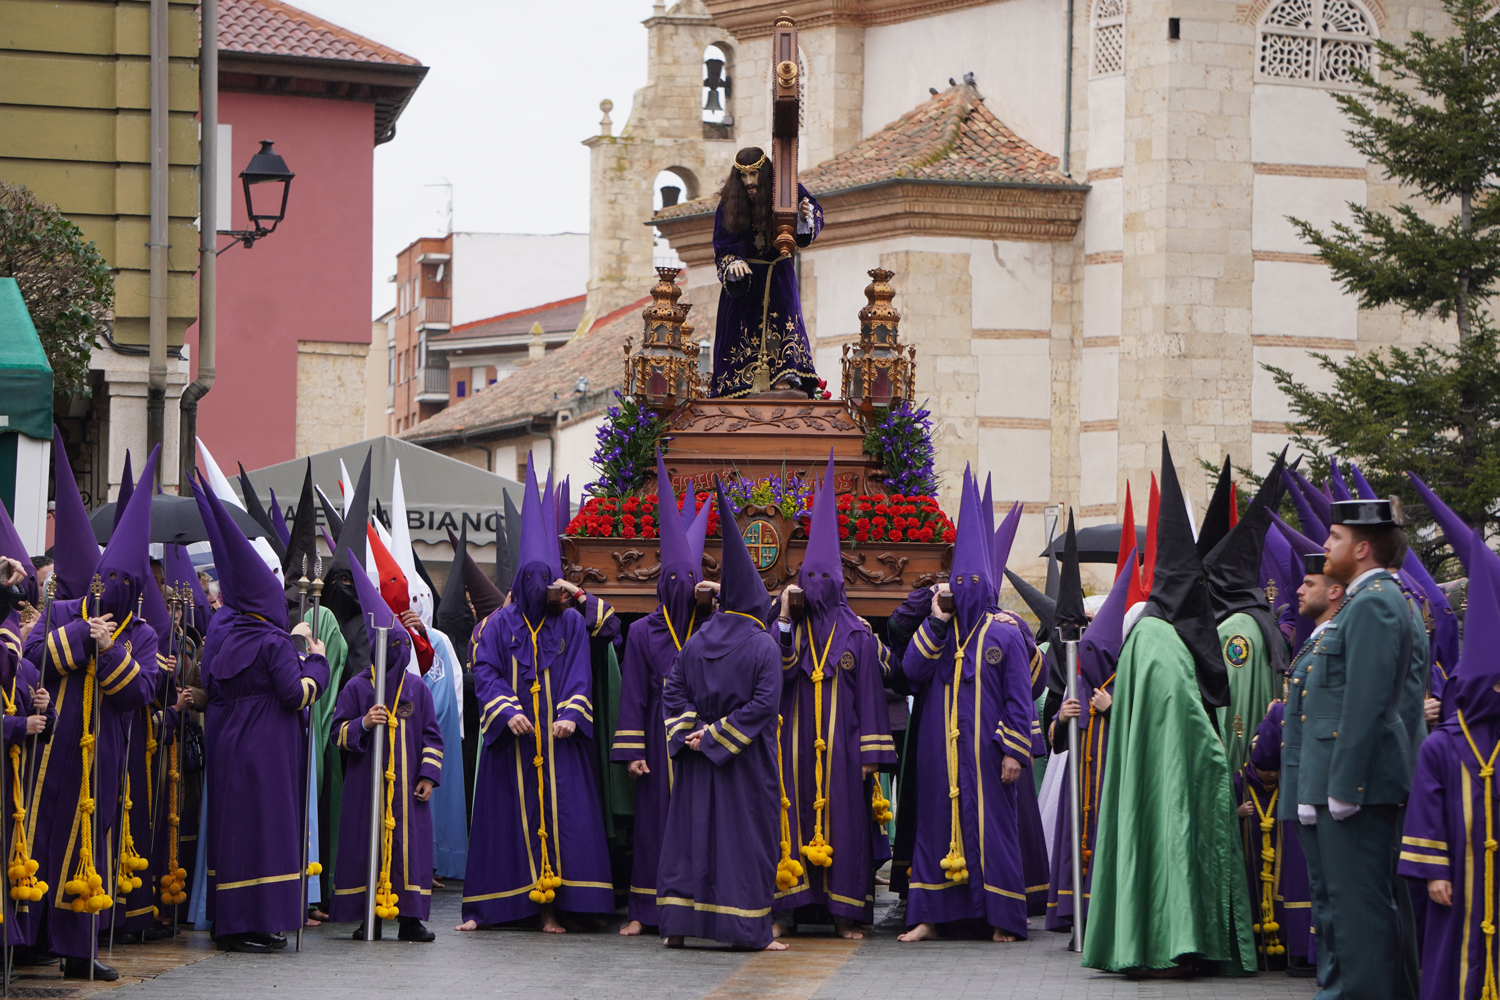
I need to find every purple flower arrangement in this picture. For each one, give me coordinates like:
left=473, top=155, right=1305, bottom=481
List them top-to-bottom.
left=585, top=391, right=669, bottom=497
left=864, top=400, right=940, bottom=497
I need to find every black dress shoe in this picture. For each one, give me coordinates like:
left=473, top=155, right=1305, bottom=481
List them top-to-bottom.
left=397, top=917, right=435, bottom=942
left=352, top=920, right=383, bottom=941
left=144, top=924, right=177, bottom=941
left=248, top=932, right=288, bottom=950
left=215, top=933, right=274, bottom=954
left=11, top=947, right=58, bottom=966
left=62, top=957, right=119, bottom=981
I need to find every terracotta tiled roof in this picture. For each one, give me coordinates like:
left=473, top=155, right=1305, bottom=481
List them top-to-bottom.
left=219, top=0, right=420, bottom=65
left=655, top=82, right=1071, bottom=222
left=432, top=295, right=588, bottom=344
left=403, top=297, right=650, bottom=444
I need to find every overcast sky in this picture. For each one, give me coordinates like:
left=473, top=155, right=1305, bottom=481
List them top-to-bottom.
left=290, top=0, right=654, bottom=317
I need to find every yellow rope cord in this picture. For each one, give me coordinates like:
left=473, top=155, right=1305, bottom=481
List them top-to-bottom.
left=65, top=605, right=129, bottom=914
left=662, top=608, right=695, bottom=652
left=722, top=610, right=764, bottom=627
left=524, top=617, right=562, bottom=904
left=942, top=619, right=983, bottom=884
left=798, top=622, right=837, bottom=869
left=372, top=667, right=406, bottom=920
left=3, top=679, right=43, bottom=908
left=1459, top=709, right=1500, bottom=1000
left=774, top=713, right=803, bottom=891
left=159, top=727, right=185, bottom=905
left=114, top=769, right=149, bottom=898
left=1248, top=783, right=1283, bottom=955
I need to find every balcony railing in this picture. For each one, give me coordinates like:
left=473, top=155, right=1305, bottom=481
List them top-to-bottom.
left=416, top=297, right=450, bottom=326
left=421, top=366, right=449, bottom=396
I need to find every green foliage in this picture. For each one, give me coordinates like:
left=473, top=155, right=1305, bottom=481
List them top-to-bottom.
left=1288, top=0, right=1500, bottom=337
left=0, top=181, right=112, bottom=397
left=1263, top=330, right=1500, bottom=566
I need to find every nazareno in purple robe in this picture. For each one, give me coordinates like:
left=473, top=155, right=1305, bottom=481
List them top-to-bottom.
left=709, top=184, right=822, bottom=399
left=23, top=599, right=159, bottom=958
left=461, top=600, right=613, bottom=924
left=202, top=609, right=329, bottom=936
left=656, top=612, right=782, bottom=947
left=901, top=612, right=1036, bottom=936
left=773, top=616, right=896, bottom=924
left=0, top=619, right=55, bottom=946
left=330, top=664, right=442, bottom=922
left=119, top=665, right=180, bottom=933
left=1242, top=700, right=1313, bottom=966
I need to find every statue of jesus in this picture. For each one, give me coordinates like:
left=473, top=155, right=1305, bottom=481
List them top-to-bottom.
left=709, top=147, right=823, bottom=399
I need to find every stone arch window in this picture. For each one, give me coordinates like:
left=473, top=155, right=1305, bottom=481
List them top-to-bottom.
left=1091, top=0, right=1126, bottom=77
left=1257, top=0, right=1376, bottom=86
left=703, top=43, right=733, bottom=140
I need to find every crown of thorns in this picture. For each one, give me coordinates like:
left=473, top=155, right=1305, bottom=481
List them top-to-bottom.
left=733, top=153, right=768, bottom=175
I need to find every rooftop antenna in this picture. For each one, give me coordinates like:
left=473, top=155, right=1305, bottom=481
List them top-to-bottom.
left=424, top=179, right=453, bottom=235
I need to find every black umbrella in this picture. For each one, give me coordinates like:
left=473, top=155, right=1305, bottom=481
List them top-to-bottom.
left=89, top=494, right=270, bottom=545
left=1039, top=523, right=1145, bottom=563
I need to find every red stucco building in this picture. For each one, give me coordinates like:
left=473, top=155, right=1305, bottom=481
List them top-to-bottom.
left=188, top=0, right=425, bottom=470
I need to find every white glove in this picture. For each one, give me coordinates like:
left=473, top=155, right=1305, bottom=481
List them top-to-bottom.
left=1329, top=796, right=1361, bottom=821
left=1298, top=804, right=1317, bottom=826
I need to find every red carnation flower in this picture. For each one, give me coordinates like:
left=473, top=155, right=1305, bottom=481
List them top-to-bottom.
left=817, top=378, right=827, bottom=389
left=642, top=514, right=654, bottom=526
left=837, top=514, right=849, bottom=526
left=893, top=517, right=906, bottom=530
left=643, top=527, right=657, bottom=539
left=839, top=527, right=849, bottom=540
left=919, top=527, right=934, bottom=542
left=907, top=528, right=921, bottom=541
left=888, top=529, right=902, bottom=542
left=942, top=529, right=956, bottom=544
left=855, top=531, right=868, bottom=543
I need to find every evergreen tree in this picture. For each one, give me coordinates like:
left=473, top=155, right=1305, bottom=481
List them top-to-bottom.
left=1267, top=0, right=1500, bottom=565
left=0, top=181, right=113, bottom=397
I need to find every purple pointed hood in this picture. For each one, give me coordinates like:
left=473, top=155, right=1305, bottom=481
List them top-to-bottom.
left=50, top=426, right=98, bottom=602
left=93, top=445, right=159, bottom=619
left=654, top=448, right=702, bottom=629
left=798, top=450, right=845, bottom=631
left=112, top=451, right=135, bottom=532
left=512, top=454, right=553, bottom=624
left=1328, top=459, right=1351, bottom=502
left=1283, top=464, right=1331, bottom=543
left=190, top=466, right=287, bottom=629
left=950, top=467, right=993, bottom=634
left=541, top=469, right=561, bottom=580
left=1408, top=472, right=1474, bottom=571
left=679, top=473, right=701, bottom=530
left=981, top=474, right=996, bottom=553
left=715, top=477, right=772, bottom=624
left=688, top=482, right=712, bottom=566
left=267, top=486, right=292, bottom=549
left=0, top=495, right=36, bottom=608
left=992, top=501, right=1022, bottom=583
left=1448, top=528, right=1500, bottom=728
left=161, top=543, right=209, bottom=635
left=352, top=545, right=413, bottom=678
left=1080, top=548, right=1135, bottom=689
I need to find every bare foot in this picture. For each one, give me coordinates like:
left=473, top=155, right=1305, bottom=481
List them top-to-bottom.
left=874, top=874, right=890, bottom=885
left=432, top=878, right=446, bottom=889
left=540, top=906, right=567, bottom=934
left=310, top=908, right=329, bottom=921
left=304, top=916, right=322, bottom=927
left=455, top=919, right=478, bottom=932
left=620, top=920, right=643, bottom=936
left=835, top=920, right=865, bottom=940
left=771, top=922, right=789, bottom=939
left=897, top=922, right=939, bottom=942
left=992, top=929, right=1018, bottom=943
left=663, top=935, right=685, bottom=948
left=763, top=939, right=790, bottom=951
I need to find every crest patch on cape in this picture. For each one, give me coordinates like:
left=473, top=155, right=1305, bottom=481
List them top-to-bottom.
left=1223, top=634, right=1252, bottom=668
left=984, top=647, right=1002, bottom=665
left=839, top=651, right=855, bottom=671
left=396, top=700, right=416, bottom=719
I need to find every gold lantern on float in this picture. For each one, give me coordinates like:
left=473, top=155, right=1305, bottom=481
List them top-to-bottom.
left=624, top=267, right=702, bottom=413
left=842, top=268, right=916, bottom=420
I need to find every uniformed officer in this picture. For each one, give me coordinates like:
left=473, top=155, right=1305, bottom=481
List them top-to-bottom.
left=1289, top=499, right=1426, bottom=1000
left=1280, top=552, right=1344, bottom=983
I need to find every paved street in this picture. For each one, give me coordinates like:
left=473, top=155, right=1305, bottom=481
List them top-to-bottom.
left=68, top=885, right=1320, bottom=1000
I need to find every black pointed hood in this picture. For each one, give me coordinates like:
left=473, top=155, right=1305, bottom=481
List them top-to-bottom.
left=1143, top=435, right=1229, bottom=711
left=327, top=450, right=371, bottom=582
left=1203, top=450, right=1291, bottom=676
left=1196, top=456, right=1234, bottom=561
left=281, top=460, right=318, bottom=590
left=238, top=462, right=286, bottom=562
left=316, top=485, right=344, bottom=542
left=498, top=489, right=521, bottom=593
left=1055, top=511, right=1087, bottom=640
left=437, top=526, right=479, bottom=662
left=1005, top=568, right=1055, bottom=645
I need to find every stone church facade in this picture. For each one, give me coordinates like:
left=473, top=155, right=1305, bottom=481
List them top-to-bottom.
left=584, top=0, right=1455, bottom=578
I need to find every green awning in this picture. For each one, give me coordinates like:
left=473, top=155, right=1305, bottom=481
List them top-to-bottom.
left=0, top=278, right=53, bottom=441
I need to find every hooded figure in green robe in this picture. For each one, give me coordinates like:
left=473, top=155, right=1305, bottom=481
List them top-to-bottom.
left=1082, top=435, right=1256, bottom=975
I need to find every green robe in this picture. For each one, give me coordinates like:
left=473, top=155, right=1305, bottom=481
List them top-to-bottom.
left=305, top=606, right=348, bottom=883
left=1214, top=612, right=1275, bottom=772
left=1082, top=616, right=1255, bottom=974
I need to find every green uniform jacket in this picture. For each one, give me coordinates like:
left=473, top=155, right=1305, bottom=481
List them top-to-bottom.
left=1296, top=569, right=1423, bottom=807
left=1277, top=630, right=1318, bottom=822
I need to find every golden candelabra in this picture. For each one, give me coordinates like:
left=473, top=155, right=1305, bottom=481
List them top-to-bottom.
left=623, top=267, right=702, bottom=413
left=842, top=267, right=916, bottom=420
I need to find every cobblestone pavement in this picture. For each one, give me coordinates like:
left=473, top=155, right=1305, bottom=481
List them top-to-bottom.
left=83, top=884, right=1317, bottom=1000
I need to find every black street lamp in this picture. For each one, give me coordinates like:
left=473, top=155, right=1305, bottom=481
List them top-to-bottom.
left=218, top=140, right=294, bottom=253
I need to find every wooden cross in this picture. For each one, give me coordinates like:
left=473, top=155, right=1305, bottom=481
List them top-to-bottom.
left=770, top=14, right=799, bottom=259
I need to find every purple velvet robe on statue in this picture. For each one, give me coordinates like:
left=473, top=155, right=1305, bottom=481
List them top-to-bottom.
left=709, top=185, right=822, bottom=399
left=23, top=600, right=159, bottom=958
left=461, top=604, right=613, bottom=924
left=202, top=609, right=329, bottom=937
left=901, top=612, right=1036, bottom=937
left=655, top=614, right=782, bottom=948
left=774, top=616, right=897, bottom=924
left=330, top=663, right=442, bottom=922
